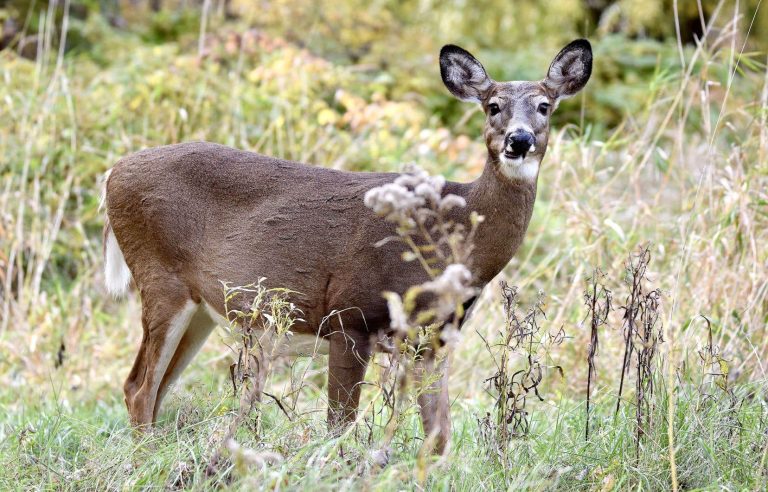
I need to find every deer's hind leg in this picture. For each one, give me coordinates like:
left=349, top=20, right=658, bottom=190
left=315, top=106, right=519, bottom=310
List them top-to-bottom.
left=125, top=279, right=198, bottom=428
left=153, top=306, right=216, bottom=421
left=124, top=330, right=148, bottom=414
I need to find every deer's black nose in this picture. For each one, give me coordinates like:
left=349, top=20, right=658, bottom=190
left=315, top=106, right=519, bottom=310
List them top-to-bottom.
left=504, top=130, right=535, bottom=158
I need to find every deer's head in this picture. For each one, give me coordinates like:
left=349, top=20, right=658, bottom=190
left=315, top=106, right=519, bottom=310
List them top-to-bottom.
left=440, top=40, right=592, bottom=182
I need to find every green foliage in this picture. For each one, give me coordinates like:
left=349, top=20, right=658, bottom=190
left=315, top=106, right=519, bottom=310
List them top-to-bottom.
left=139, top=8, right=201, bottom=44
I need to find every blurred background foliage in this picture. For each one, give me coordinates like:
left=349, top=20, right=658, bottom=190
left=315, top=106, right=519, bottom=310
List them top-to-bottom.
left=3, top=0, right=767, bottom=133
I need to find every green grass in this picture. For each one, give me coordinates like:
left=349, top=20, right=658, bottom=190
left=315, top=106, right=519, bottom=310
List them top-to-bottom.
left=2, top=1, right=768, bottom=490
left=2, top=371, right=765, bottom=490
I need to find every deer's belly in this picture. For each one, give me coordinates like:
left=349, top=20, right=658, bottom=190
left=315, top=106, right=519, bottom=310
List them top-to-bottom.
left=202, top=302, right=330, bottom=357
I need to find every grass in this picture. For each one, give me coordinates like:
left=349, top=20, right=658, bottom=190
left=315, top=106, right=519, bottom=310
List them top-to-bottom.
left=1, top=0, right=768, bottom=490
left=2, top=372, right=765, bottom=489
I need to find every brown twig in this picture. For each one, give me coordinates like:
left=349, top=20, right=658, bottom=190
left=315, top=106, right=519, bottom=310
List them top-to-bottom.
left=584, top=268, right=612, bottom=440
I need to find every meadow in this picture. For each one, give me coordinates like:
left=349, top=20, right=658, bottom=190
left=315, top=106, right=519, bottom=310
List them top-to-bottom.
left=1, top=0, right=767, bottom=489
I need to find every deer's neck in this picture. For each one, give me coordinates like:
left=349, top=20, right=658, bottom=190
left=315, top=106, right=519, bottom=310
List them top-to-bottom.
left=461, top=159, right=538, bottom=284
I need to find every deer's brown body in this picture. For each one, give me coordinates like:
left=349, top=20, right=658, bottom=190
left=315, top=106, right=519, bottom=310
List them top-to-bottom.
left=104, top=40, right=592, bottom=453
left=108, top=143, right=534, bottom=326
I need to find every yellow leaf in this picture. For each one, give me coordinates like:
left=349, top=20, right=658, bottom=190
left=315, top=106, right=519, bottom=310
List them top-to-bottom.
left=317, top=108, right=338, bottom=126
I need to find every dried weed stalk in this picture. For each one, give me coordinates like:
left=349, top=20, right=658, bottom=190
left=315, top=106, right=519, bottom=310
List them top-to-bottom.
left=364, top=165, right=480, bottom=454
left=365, top=166, right=481, bottom=348
left=614, top=245, right=663, bottom=457
left=583, top=268, right=612, bottom=441
left=221, top=278, right=303, bottom=416
left=207, top=279, right=301, bottom=475
left=477, top=282, right=565, bottom=460
left=634, top=288, right=662, bottom=451
left=696, top=316, right=742, bottom=442
left=696, top=316, right=730, bottom=398
left=365, top=325, right=443, bottom=454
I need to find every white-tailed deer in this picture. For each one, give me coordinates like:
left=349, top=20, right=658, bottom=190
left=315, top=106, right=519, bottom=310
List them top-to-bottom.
left=103, top=40, right=592, bottom=453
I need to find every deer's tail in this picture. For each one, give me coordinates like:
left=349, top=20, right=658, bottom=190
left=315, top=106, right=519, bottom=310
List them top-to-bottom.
left=101, top=169, right=131, bottom=297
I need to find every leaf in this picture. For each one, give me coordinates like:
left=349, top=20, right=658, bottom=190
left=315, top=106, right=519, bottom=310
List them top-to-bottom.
left=317, top=108, right=338, bottom=125
left=603, top=219, right=626, bottom=242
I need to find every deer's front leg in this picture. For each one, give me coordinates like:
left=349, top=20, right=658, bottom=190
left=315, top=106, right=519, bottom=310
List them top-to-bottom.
left=327, top=330, right=371, bottom=432
left=415, top=354, right=451, bottom=454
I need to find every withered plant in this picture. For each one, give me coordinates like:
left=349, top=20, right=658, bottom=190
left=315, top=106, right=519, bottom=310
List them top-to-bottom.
left=363, top=165, right=480, bottom=456
left=614, top=245, right=663, bottom=457
left=583, top=268, right=612, bottom=441
left=220, top=278, right=303, bottom=417
left=206, top=279, right=303, bottom=475
left=476, top=282, right=565, bottom=460
left=633, top=287, right=662, bottom=452
left=695, top=316, right=743, bottom=443
left=696, top=316, right=730, bottom=399
left=364, top=324, right=443, bottom=457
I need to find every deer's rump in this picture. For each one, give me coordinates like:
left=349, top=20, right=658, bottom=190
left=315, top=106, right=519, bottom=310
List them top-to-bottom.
left=105, top=141, right=431, bottom=335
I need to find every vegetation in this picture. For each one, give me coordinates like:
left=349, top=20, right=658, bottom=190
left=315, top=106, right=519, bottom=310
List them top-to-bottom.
left=1, top=0, right=767, bottom=489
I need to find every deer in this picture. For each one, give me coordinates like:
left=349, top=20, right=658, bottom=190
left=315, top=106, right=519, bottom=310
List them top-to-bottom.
left=103, top=39, right=592, bottom=454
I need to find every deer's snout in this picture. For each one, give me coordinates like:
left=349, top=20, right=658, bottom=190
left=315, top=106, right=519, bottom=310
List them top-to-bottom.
left=503, top=130, right=535, bottom=159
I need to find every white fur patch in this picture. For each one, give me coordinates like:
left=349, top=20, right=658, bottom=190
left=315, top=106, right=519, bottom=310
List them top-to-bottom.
left=499, top=155, right=540, bottom=182
left=102, top=167, right=131, bottom=297
left=104, top=228, right=131, bottom=297
left=151, top=300, right=198, bottom=392
left=203, top=302, right=329, bottom=356
left=156, top=306, right=217, bottom=403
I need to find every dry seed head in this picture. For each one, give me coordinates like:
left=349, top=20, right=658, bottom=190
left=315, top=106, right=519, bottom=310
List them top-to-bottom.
left=364, top=165, right=465, bottom=227
left=421, top=263, right=477, bottom=321
left=421, top=264, right=474, bottom=298
left=383, top=291, right=410, bottom=334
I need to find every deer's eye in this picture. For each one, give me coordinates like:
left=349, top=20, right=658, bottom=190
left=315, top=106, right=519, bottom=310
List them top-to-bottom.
left=537, top=102, right=551, bottom=115
left=488, top=103, right=500, bottom=116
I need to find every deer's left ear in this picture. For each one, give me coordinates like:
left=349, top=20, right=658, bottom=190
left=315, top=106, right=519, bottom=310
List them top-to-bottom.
left=543, top=39, right=592, bottom=99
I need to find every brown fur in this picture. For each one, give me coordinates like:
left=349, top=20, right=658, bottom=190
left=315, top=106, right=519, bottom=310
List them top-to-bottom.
left=105, top=39, right=592, bottom=453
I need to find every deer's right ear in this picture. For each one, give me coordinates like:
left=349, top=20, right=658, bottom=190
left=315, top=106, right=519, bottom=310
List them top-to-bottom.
left=440, top=45, right=492, bottom=103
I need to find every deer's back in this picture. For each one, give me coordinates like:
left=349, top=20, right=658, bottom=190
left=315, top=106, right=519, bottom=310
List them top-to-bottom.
left=106, top=142, right=431, bottom=330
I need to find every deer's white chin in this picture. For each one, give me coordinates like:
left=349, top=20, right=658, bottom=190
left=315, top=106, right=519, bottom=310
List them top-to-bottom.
left=498, top=154, right=540, bottom=181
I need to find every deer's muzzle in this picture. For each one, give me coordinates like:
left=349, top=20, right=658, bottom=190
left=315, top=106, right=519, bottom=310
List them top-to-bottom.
left=504, top=130, right=535, bottom=159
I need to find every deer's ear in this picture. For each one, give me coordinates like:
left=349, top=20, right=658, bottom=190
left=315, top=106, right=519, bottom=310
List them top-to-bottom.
left=544, top=39, right=592, bottom=99
left=440, top=45, right=492, bottom=103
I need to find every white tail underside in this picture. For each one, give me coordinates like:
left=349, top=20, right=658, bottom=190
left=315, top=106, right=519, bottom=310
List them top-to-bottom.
left=102, top=168, right=132, bottom=297
left=105, top=226, right=131, bottom=297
